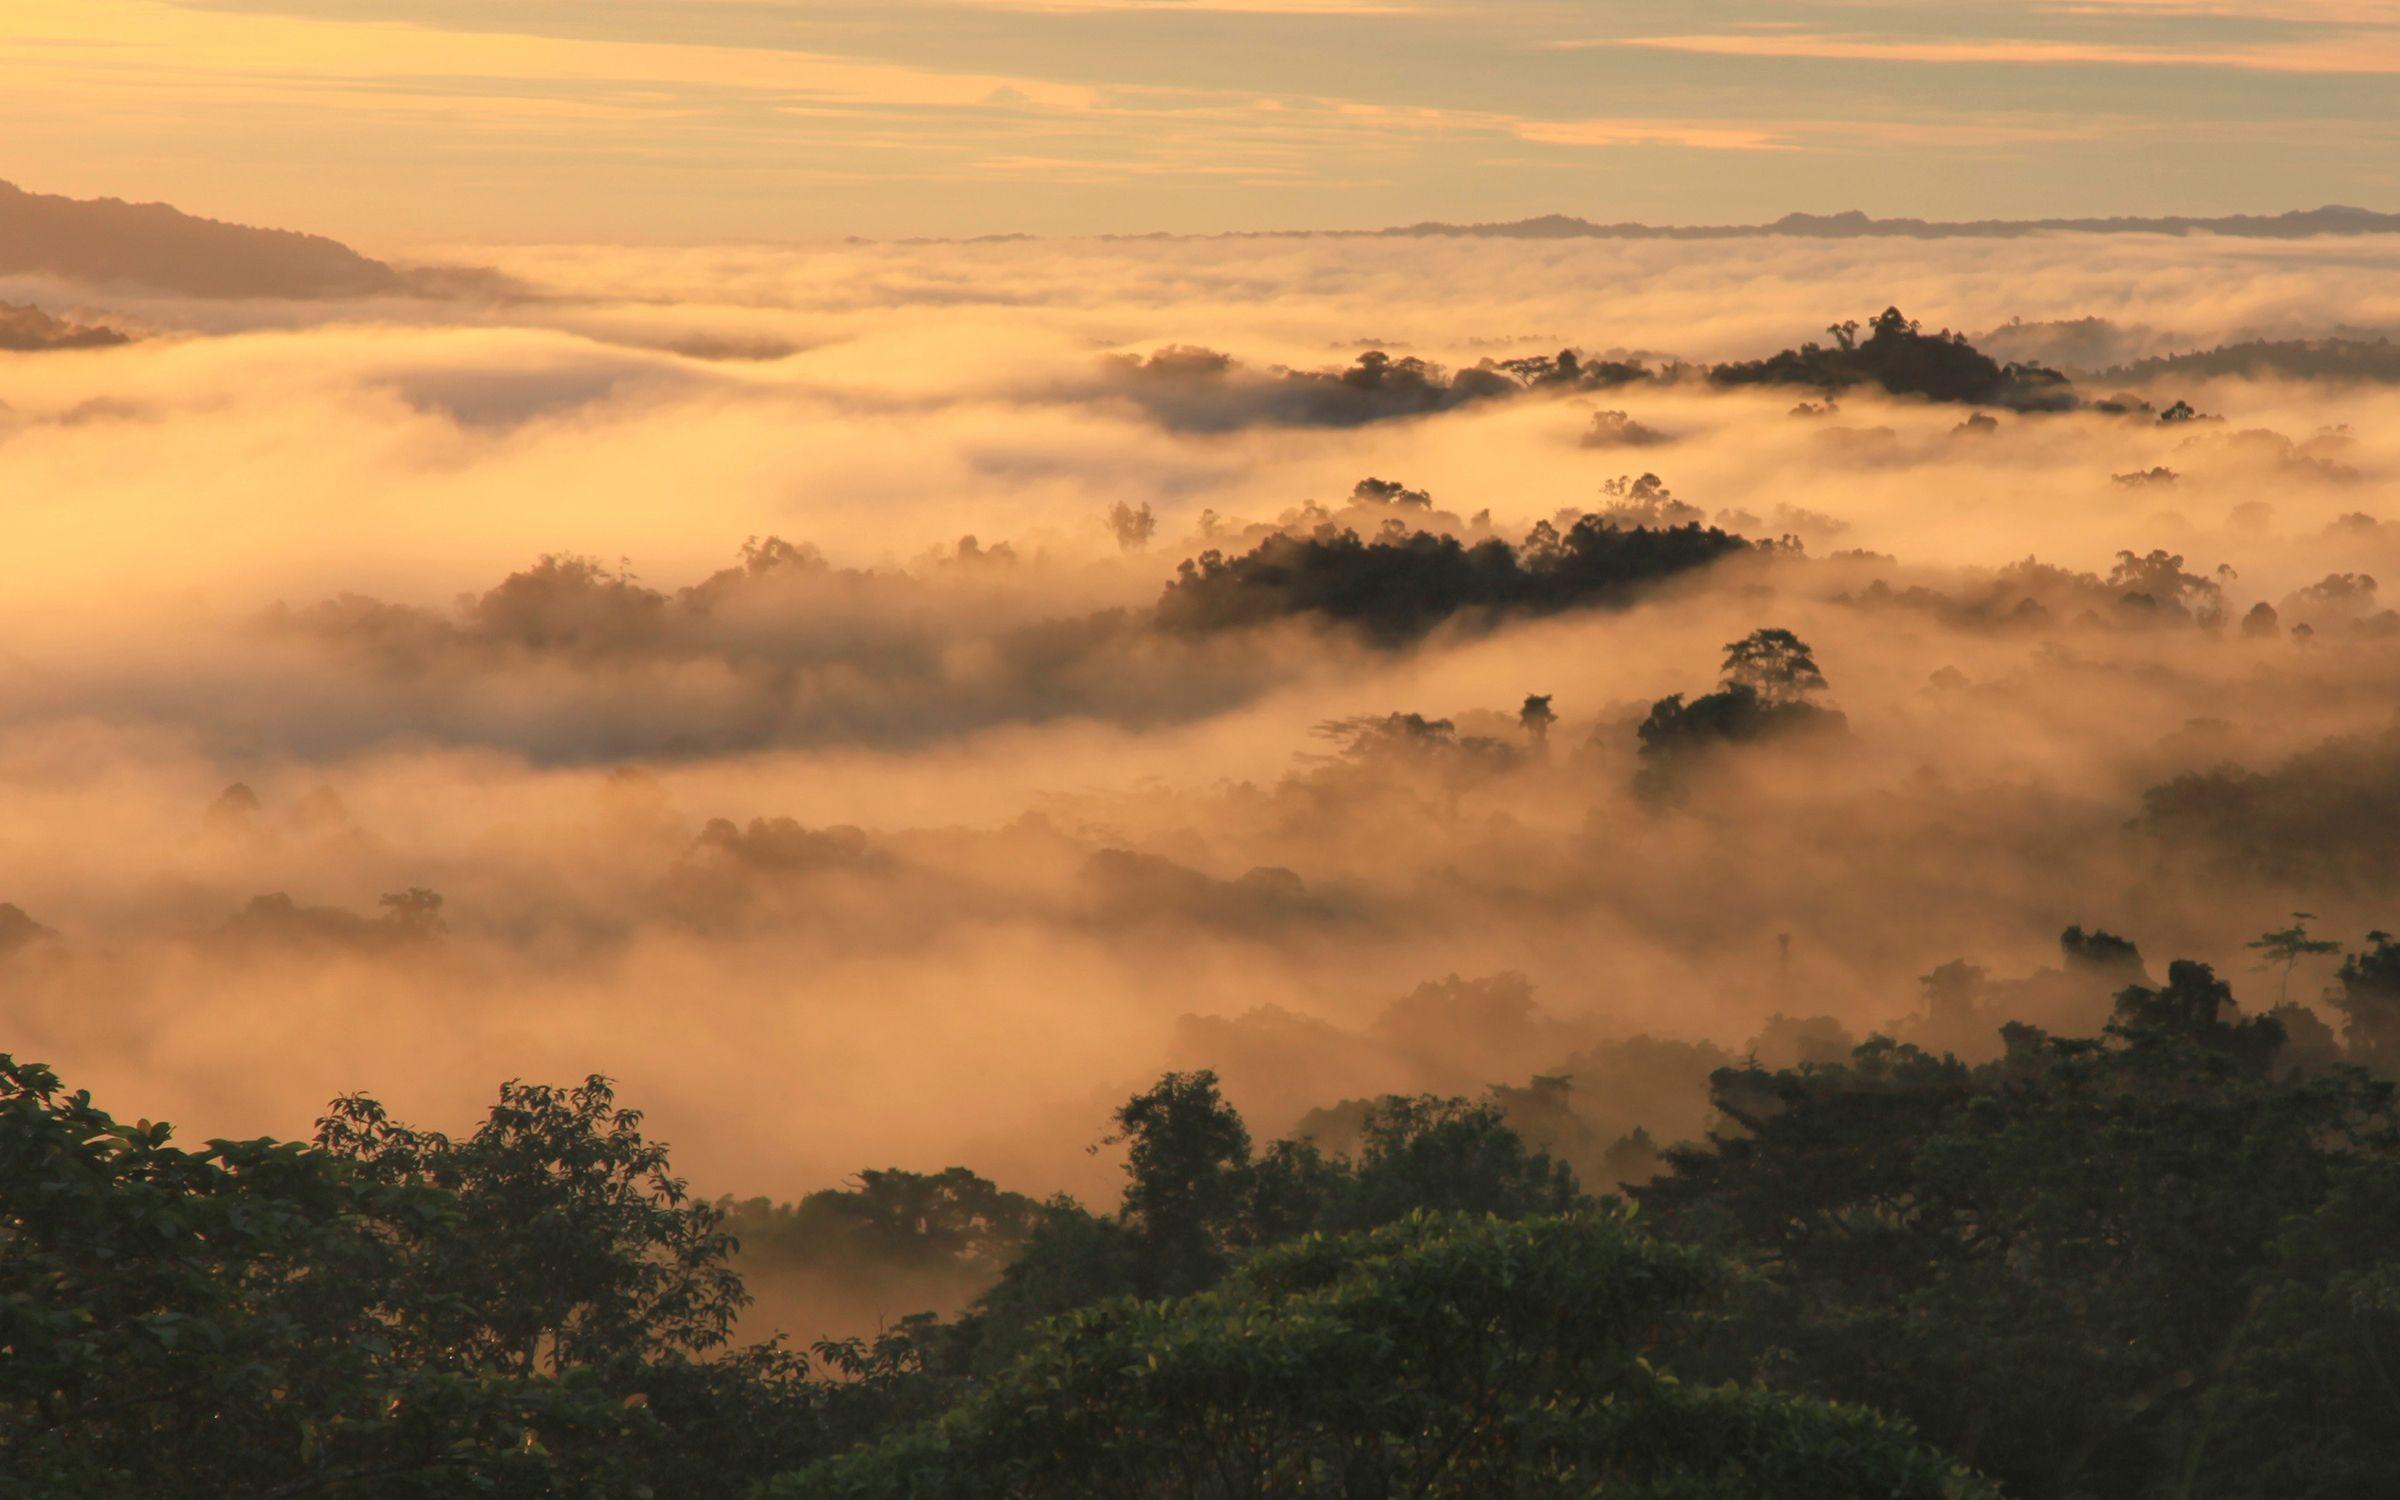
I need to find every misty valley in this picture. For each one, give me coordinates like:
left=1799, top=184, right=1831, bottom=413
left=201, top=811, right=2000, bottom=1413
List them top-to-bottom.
left=10, top=185, right=2400, bottom=1498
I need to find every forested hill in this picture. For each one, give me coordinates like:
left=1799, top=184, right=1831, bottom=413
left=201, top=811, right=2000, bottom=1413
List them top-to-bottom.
left=0, top=178, right=403, bottom=298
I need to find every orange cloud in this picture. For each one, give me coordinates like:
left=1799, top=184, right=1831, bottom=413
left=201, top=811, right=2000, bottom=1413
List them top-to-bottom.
left=1564, top=28, right=2400, bottom=74
left=1511, top=119, right=1794, bottom=152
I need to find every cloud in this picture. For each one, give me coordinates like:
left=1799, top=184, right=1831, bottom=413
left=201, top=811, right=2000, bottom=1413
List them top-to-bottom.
left=28, top=0, right=1104, bottom=110
left=942, top=0, right=1419, bottom=11
left=2032, top=1, right=2397, bottom=19
left=1574, top=28, right=2400, bottom=74
left=1510, top=119, right=1793, bottom=152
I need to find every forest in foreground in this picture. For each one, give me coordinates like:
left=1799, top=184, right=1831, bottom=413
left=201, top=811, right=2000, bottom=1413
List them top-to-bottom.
left=11, top=911, right=2400, bottom=1497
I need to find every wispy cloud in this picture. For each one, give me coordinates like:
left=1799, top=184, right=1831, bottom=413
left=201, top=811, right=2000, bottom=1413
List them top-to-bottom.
left=10, top=0, right=2397, bottom=238
left=16, top=0, right=1106, bottom=111
left=937, top=0, right=1419, bottom=11
left=2029, top=1, right=2398, bottom=19
left=1560, top=28, right=2400, bottom=74
left=1510, top=119, right=1793, bottom=152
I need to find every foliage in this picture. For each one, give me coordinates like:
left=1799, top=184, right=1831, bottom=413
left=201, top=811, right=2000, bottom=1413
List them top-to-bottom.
left=1710, top=306, right=2071, bottom=408
left=1106, top=344, right=1654, bottom=432
left=1157, top=514, right=1750, bottom=644
left=2106, top=547, right=2225, bottom=623
left=1718, top=626, right=1828, bottom=703
left=1636, top=629, right=1847, bottom=798
left=1518, top=692, right=1557, bottom=741
left=2137, top=727, right=2400, bottom=889
left=2246, top=912, right=2341, bottom=1007
left=24, top=920, right=2400, bottom=1498
left=2332, top=930, right=2400, bottom=1074
left=2110, top=959, right=2289, bottom=1074
left=1638, top=1008, right=2400, bottom=1500
left=0, top=1055, right=654, bottom=1498
left=0, top=1059, right=849, bottom=1498
left=939, top=1071, right=1590, bottom=1379
left=1110, top=1071, right=1258, bottom=1297
left=314, top=1076, right=746, bottom=1375
left=2179, top=1160, right=2400, bottom=1498
left=718, top=1166, right=1045, bottom=1336
left=725, top=1168, right=1043, bottom=1277
left=947, top=1199, right=1145, bottom=1376
left=769, top=1211, right=1996, bottom=1500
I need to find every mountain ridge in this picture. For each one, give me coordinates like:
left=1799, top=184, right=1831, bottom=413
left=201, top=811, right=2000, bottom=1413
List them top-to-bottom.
left=0, top=179, right=404, bottom=298
left=1103, top=205, right=2400, bottom=245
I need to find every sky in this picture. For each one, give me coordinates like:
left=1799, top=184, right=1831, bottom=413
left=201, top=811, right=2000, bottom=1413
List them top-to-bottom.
left=3, top=0, right=2396, bottom=244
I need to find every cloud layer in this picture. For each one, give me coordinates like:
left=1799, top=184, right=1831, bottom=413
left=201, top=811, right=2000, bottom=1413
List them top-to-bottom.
left=4, top=225, right=2400, bottom=1262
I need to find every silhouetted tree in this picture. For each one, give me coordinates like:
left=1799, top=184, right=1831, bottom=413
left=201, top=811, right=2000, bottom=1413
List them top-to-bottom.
left=1349, top=475, right=1431, bottom=508
left=1104, top=500, right=1156, bottom=551
left=1720, top=626, right=1828, bottom=703
left=1636, top=629, right=1847, bottom=798
left=1518, top=692, right=1555, bottom=745
left=378, top=886, right=446, bottom=935
left=2247, top=912, right=2340, bottom=1008
left=2061, top=923, right=2147, bottom=981
left=2112, top=959, right=2287, bottom=1075
left=1108, top=1071, right=1254, bottom=1297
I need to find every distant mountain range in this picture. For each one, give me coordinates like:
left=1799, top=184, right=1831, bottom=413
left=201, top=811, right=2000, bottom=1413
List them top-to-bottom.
left=6, top=175, right=2396, bottom=303
left=0, top=179, right=403, bottom=298
left=1169, top=206, right=2400, bottom=244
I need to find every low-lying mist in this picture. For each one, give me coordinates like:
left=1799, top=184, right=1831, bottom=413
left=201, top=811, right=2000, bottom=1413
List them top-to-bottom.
left=7, top=226, right=2400, bottom=1342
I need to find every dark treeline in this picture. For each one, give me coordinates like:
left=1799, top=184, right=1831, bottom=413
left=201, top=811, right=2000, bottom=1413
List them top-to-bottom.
left=0, top=300, right=131, bottom=352
left=1710, top=306, right=2074, bottom=409
left=1114, top=307, right=2216, bottom=433
left=2095, top=335, right=2400, bottom=387
left=1107, top=344, right=1658, bottom=431
left=274, top=494, right=2383, bottom=726
left=259, top=502, right=1764, bottom=756
left=1157, top=510, right=1750, bottom=644
left=287, top=511, right=1754, bottom=666
left=1837, top=546, right=2400, bottom=641
left=2141, top=725, right=2400, bottom=890
left=12, top=911, right=2400, bottom=1497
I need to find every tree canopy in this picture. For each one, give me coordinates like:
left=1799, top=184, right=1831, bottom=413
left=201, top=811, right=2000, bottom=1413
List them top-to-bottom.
left=1710, top=306, right=2073, bottom=408
left=1156, top=515, right=1751, bottom=644
left=14, top=913, right=2400, bottom=1498
left=771, top=1212, right=1992, bottom=1500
